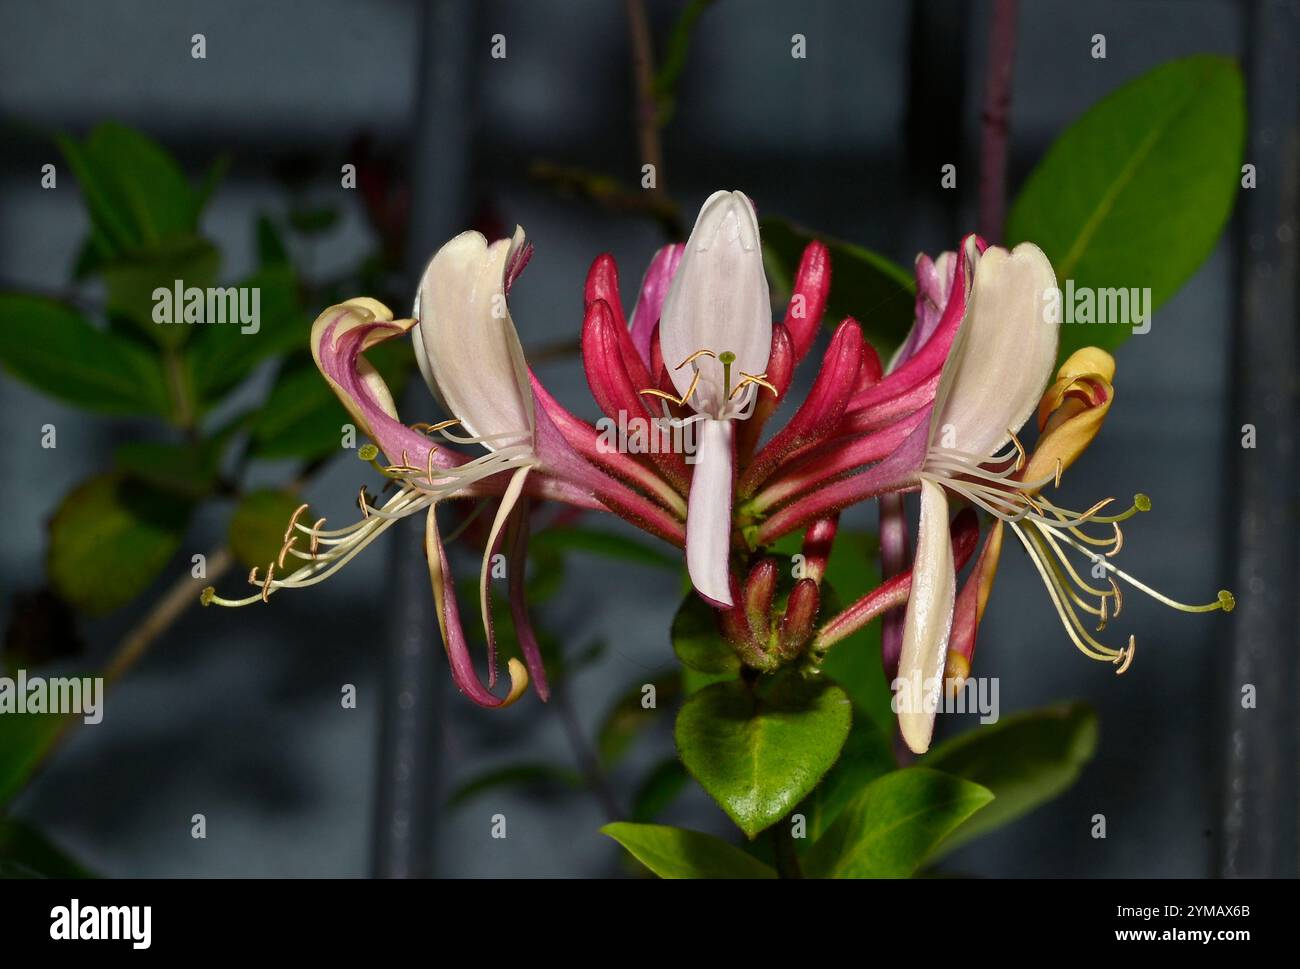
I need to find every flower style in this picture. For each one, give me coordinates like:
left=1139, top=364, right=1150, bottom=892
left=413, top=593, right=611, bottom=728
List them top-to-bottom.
left=203, top=187, right=1231, bottom=740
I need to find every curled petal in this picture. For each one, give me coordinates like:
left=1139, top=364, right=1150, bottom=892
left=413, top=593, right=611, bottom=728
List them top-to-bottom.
left=660, top=191, right=771, bottom=413
left=414, top=228, right=536, bottom=450
left=782, top=239, right=831, bottom=362
left=929, top=241, right=1059, bottom=459
left=629, top=243, right=685, bottom=367
left=1023, top=347, right=1116, bottom=485
left=687, top=418, right=736, bottom=606
left=896, top=480, right=957, bottom=754
left=507, top=498, right=551, bottom=701
left=425, top=504, right=529, bottom=708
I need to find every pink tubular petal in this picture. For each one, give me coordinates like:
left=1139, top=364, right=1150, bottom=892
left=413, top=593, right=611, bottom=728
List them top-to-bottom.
left=846, top=234, right=978, bottom=416
left=783, top=240, right=831, bottom=362
left=629, top=243, right=685, bottom=367
left=585, top=254, right=654, bottom=391
left=582, top=299, right=690, bottom=493
left=739, top=319, right=864, bottom=497
left=736, top=323, right=795, bottom=462
left=856, top=340, right=884, bottom=393
left=529, top=374, right=685, bottom=517
left=530, top=380, right=687, bottom=547
left=750, top=406, right=927, bottom=514
left=755, top=417, right=928, bottom=545
left=687, top=418, right=736, bottom=607
left=896, top=480, right=956, bottom=754
left=878, top=493, right=909, bottom=679
left=507, top=499, right=551, bottom=702
left=425, top=504, right=529, bottom=709
left=812, top=509, right=977, bottom=652
left=800, top=514, right=838, bottom=585
left=948, top=518, right=1003, bottom=675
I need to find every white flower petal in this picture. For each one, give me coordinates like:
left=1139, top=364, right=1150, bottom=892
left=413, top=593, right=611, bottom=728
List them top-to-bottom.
left=659, top=191, right=771, bottom=415
left=414, top=228, right=535, bottom=450
left=930, top=242, right=1059, bottom=459
left=685, top=418, right=735, bottom=606
left=896, top=479, right=956, bottom=754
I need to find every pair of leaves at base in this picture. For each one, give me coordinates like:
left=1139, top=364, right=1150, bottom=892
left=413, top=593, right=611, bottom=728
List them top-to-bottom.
left=602, top=767, right=990, bottom=879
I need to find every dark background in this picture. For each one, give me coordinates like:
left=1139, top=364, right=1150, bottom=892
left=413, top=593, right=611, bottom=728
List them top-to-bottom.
left=0, top=0, right=1294, bottom=877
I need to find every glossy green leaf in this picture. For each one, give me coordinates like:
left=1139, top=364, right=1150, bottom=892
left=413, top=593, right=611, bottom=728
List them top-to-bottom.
left=1006, top=55, right=1245, bottom=360
left=761, top=217, right=915, bottom=354
left=0, top=295, right=170, bottom=416
left=47, top=474, right=191, bottom=615
left=228, top=490, right=308, bottom=571
left=670, top=591, right=741, bottom=674
left=675, top=671, right=852, bottom=838
left=922, top=701, right=1098, bottom=856
left=802, top=718, right=896, bottom=842
left=630, top=757, right=691, bottom=822
left=803, top=768, right=993, bottom=878
left=0, top=818, right=93, bottom=878
left=602, top=822, right=777, bottom=879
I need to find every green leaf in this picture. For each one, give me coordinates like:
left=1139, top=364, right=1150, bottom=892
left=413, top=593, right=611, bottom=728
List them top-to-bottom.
left=1006, top=55, right=1245, bottom=360
left=57, top=123, right=202, bottom=254
left=761, top=218, right=915, bottom=354
left=101, top=235, right=221, bottom=348
left=188, top=265, right=305, bottom=403
left=0, top=295, right=170, bottom=416
left=114, top=439, right=222, bottom=498
left=47, top=474, right=191, bottom=615
left=228, top=490, right=308, bottom=571
left=529, top=526, right=678, bottom=571
left=670, top=591, right=741, bottom=674
left=675, top=671, right=852, bottom=838
left=596, top=673, right=681, bottom=766
left=921, top=701, right=1098, bottom=856
left=0, top=711, right=72, bottom=807
left=802, top=718, right=896, bottom=842
left=630, top=757, right=691, bottom=822
left=447, top=763, right=583, bottom=808
left=803, top=768, right=993, bottom=878
left=0, top=818, right=93, bottom=878
left=601, top=822, right=777, bottom=879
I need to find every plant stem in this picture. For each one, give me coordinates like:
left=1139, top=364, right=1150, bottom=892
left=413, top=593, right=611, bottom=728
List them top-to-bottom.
left=625, top=0, right=666, bottom=198
left=977, top=0, right=1020, bottom=241
left=104, top=546, right=234, bottom=685
left=553, top=681, right=623, bottom=820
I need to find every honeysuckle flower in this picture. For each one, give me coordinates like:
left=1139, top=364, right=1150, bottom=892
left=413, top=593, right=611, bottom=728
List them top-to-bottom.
left=651, top=190, right=776, bottom=607
left=205, top=226, right=687, bottom=708
left=891, top=243, right=1233, bottom=754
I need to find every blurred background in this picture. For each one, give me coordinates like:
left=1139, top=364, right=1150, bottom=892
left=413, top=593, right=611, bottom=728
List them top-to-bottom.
left=0, top=0, right=1295, bottom=877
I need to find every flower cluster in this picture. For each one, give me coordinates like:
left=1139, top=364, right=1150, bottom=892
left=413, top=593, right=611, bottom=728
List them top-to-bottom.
left=205, top=190, right=1231, bottom=751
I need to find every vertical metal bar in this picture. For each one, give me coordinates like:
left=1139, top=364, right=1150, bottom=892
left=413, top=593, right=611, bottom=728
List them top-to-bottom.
left=371, top=0, right=479, bottom=879
left=1219, top=0, right=1299, bottom=879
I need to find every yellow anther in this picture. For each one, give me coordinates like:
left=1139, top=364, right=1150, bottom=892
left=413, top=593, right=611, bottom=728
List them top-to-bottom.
left=675, top=348, right=717, bottom=370
left=639, top=369, right=702, bottom=408
left=729, top=372, right=778, bottom=400
left=1007, top=428, right=1027, bottom=471
left=358, top=487, right=371, bottom=518
left=283, top=503, right=311, bottom=544
left=309, top=518, right=327, bottom=555
left=260, top=563, right=276, bottom=603
left=1113, top=636, right=1136, bottom=675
